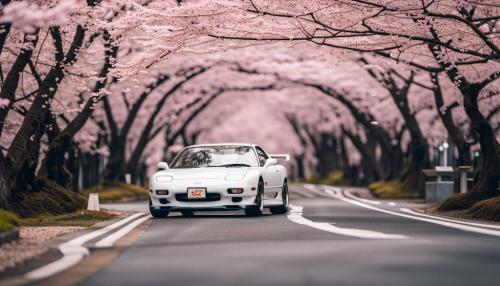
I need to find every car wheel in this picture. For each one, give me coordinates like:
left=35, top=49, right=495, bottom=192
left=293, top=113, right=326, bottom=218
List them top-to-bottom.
left=245, top=179, right=264, bottom=217
left=270, top=180, right=289, bottom=214
left=150, top=209, right=169, bottom=218
left=181, top=211, right=194, bottom=217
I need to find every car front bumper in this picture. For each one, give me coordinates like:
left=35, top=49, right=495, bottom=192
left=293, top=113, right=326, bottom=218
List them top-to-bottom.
left=149, top=179, right=258, bottom=211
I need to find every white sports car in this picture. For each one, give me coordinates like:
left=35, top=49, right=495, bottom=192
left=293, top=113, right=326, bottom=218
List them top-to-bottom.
left=149, top=143, right=289, bottom=218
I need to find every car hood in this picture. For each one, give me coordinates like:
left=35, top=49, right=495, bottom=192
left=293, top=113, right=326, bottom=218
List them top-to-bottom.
left=159, top=167, right=252, bottom=180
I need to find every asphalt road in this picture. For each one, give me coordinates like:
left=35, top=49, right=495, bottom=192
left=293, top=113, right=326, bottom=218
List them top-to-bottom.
left=77, top=184, right=500, bottom=286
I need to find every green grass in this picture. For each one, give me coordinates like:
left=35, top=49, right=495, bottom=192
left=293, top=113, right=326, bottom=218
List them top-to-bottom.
left=368, top=180, right=420, bottom=199
left=83, top=183, right=149, bottom=203
left=0, top=210, right=20, bottom=232
left=19, top=210, right=116, bottom=227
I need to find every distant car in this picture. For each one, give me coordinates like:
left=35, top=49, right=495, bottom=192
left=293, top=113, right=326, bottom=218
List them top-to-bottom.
left=149, top=143, right=289, bottom=218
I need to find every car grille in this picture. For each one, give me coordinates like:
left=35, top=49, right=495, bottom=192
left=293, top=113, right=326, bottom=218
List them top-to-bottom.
left=175, top=193, right=221, bottom=202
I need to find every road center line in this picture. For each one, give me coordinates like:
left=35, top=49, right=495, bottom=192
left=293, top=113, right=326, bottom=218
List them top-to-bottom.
left=323, top=187, right=500, bottom=238
left=287, top=204, right=408, bottom=239
left=25, top=213, right=146, bottom=280
left=95, top=215, right=151, bottom=248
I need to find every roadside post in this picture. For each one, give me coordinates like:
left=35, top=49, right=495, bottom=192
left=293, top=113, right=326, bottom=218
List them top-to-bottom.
left=457, top=166, right=473, bottom=194
left=125, top=173, right=132, bottom=184
left=87, top=193, right=100, bottom=211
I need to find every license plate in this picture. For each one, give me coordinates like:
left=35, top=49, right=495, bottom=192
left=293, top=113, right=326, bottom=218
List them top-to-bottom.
left=187, top=188, right=206, bottom=199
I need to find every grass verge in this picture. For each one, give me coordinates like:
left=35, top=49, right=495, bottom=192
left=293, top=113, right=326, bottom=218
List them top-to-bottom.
left=7, top=179, right=85, bottom=218
left=369, top=180, right=420, bottom=199
left=83, top=183, right=148, bottom=203
left=0, top=210, right=19, bottom=233
left=19, top=210, right=116, bottom=227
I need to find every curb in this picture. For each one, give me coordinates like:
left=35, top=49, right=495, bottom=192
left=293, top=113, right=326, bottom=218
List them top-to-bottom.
left=0, top=227, right=20, bottom=246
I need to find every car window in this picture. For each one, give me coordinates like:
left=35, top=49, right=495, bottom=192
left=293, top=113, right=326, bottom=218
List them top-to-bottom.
left=171, top=145, right=259, bottom=168
left=255, top=147, right=268, bottom=167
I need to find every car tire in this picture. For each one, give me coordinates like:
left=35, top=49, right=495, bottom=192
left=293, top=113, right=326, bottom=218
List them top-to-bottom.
left=245, top=179, right=264, bottom=217
left=270, top=180, right=289, bottom=214
left=149, top=198, right=169, bottom=218
left=150, top=209, right=169, bottom=218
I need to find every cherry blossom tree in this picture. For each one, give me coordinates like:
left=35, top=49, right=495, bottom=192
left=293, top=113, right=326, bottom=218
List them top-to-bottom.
left=207, top=0, right=500, bottom=209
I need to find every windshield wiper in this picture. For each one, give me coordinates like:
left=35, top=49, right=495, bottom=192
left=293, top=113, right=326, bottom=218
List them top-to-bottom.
left=212, top=163, right=251, bottom=168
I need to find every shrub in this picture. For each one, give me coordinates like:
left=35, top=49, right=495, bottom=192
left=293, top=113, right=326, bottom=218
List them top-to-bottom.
left=369, top=180, right=420, bottom=199
left=83, top=182, right=148, bottom=203
left=0, top=210, right=19, bottom=232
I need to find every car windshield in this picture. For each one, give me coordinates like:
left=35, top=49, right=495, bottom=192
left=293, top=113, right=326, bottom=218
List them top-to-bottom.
left=171, top=145, right=259, bottom=168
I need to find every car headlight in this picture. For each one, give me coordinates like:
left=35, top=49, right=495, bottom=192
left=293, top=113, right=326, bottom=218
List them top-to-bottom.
left=225, top=173, right=245, bottom=181
left=156, top=176, right=173, bottom=182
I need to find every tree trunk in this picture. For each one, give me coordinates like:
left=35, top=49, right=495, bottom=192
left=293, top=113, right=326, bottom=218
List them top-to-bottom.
left=0, top=26, right=85, bottom=208
left=0, top=31, right=39, bottom=138
left=38, top=33, right=117, bottom=188
left=430, top=73, right=472, bottom=166
left=307, top=83, right=404, bottom=180
left=440, top=86, right=500, bottom=210
left=343, top=128, right=382, bottom=183
left=102, top=136, right=126, bottom=183
left=294, top=155, right=306, bottom=179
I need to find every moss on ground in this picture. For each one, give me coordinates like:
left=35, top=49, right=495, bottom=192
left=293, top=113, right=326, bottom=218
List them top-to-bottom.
left=7, top=179, right=86, bottom=218
left=369, top=180, right=420, bottom=199
left=83, top=182, right=148, bottom=203
left=0, top=210, right=19, bottom=232
left=19, top=210, right=116, bottom=227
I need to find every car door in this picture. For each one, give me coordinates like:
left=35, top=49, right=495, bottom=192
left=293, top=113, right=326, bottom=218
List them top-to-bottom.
left=255, top=146, right=281, bottom=191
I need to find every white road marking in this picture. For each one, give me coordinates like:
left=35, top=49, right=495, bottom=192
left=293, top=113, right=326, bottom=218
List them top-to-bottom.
left=300, top=184, right=319, bottom=198
left=303, top=184, right=330, bottom=198
left=323, top=186, right=500, bottom=238
left=343, top=190, right=381, bottom=205
left=388, top=202, right=397, bottom=206
left=287, top=204, right=408, bottom=239
left=400, top=208, right=500, bottom=230
left=25, top=213, right=146, bottom=280
left=95, top=215, right=151, bottom=248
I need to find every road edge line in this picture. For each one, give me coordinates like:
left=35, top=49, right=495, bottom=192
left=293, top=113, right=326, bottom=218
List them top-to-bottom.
left=322, top=186, right=500, bottom=237
left=400, top=208, right=500, bottom=230
left=24, top=212, right=146, bottom=281
left=94, top=215, right=151, bottom=248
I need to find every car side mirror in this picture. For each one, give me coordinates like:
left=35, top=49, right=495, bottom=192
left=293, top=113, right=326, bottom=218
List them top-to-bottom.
left=263, top=158, right=277, bottom=168
left=158, top=162, right=169, bottom=170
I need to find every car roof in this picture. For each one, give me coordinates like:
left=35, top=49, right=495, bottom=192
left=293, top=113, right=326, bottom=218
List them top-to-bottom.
left=187, top=143, right=257, bottom=148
